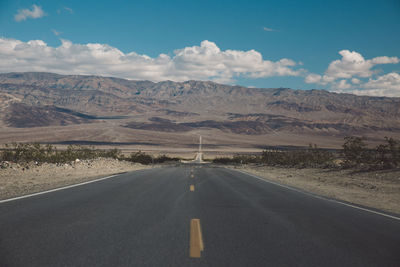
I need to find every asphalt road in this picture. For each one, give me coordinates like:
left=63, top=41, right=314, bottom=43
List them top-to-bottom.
left=1, top=165, right=399, bottom=266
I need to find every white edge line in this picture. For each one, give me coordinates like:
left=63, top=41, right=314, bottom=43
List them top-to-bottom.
left=229, top=168, right=400, bottom=222
left=0, top=174, right=120, bottom=204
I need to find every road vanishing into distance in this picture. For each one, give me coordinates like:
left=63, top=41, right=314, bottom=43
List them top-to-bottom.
left=1, top=165, right=399, bottom=266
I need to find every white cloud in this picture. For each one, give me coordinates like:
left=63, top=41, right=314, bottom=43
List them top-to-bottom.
left=14, top=5, right=46, bottom=22
left=57, top=6, right=73, bottom=14
left=63, top=6, right=74, bottom=14
left=263, top=27, right=276, bottom=32
left=52, top=29, right=62, bottom=36
left=0, top=38, right=302, bottom=83
left=305, top=49, right=400, bottom=97
left=308, top=50, right=399, bottom=84
left=324, top=50, right=399, bottom=80
left=371, top=56, right=399, bottom=64
left=364, top=72, right=400, bottom=91
left=305, top=73, right=322, bottom=84
left=333, top=73, right=400, bottom=97
left=336, top=79, right=352, bottom=89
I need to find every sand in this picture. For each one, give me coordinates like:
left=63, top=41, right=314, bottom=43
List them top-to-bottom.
left=0, top=158, right=150, bottom=200
left=234, top=165, right=400, bottom=215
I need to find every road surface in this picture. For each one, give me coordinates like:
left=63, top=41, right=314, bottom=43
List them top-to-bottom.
left=1, top=165, right=399, bottom=266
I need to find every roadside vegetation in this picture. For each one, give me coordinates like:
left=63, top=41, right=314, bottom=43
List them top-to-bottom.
left=341, top=136, right=400, bottom=169
left=2, top=137, right=399, bottom=170
left=213, top=137, right=400, bottom=170
left=0, top=143, right=180, bottom=166
left=124, top=151, right=180, bottom=165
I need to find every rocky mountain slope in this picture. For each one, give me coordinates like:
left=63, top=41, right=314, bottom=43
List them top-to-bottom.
left=0, top=72, right=399, bottom=139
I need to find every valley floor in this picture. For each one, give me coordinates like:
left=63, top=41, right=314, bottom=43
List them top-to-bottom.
left=235, top=165, right=400, bottom=215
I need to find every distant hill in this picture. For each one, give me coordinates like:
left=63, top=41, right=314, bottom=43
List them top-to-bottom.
left=0, top=72, right=399, bottom=140
left=4, top=103, right=95, bottom=127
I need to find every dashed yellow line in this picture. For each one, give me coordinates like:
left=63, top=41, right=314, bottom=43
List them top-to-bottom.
left=188, top=170, right=203, bottom=258
left=190, top=219, right=204, bottom=258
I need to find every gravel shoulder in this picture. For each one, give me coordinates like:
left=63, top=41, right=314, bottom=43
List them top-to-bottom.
left=0, top=158, right=151, bottom=200
left=231, top=165, right=400, bottom=215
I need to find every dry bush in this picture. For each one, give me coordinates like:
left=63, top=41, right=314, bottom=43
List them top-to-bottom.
left=0, top=143, right=121, bottom=164
left=213, top=145, right=334, bottom=168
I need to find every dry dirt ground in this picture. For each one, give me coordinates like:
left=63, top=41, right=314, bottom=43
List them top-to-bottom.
left=0, top=121, right=352, bottom=151
left=0, top=158, right=150, bottom=200
left=233, top=165, right=400, bottom=215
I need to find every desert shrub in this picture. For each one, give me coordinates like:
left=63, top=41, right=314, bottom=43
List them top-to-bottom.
left=339, top=136, right=400, bottom=170
left=342, top=137, right=371, bottom=167
left=371, top=137, right=400, bottom=169
left=0, top=143, right=122, bottom=164
left=0, top=143, right=190, bottom=166
left=1, top=143, right=55, bottom=163
left=261, top=144, right=334, bottom=168
left=304, top=144, right=335, bottom=166
left=47, top=145, right=114, bottom=163
left=213, top=145, right=334, bottom=167
left=98, top=148, right=121, bottom=159
left=128, top=151, right=153, bottom=165
left=154, top=154, right=180, bottom=163
left=212, top=155, right=261, bottom=164
left=233, top=155, right=261, bottom=164
left=212, top=157, right=237, bottom=164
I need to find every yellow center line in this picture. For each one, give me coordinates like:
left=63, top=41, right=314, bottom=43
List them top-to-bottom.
left=190, top=184, right=195, bottom=191
left=190, top=219, right=204, bottom=258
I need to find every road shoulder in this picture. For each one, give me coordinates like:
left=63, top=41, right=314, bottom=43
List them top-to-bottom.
left=0, top=158, right=151, bottom=200
left=227, top=165, right=400, bottom=216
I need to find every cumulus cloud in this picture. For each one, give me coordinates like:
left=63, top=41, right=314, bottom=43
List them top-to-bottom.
left=14, top=5, right=46, bottom=22
left=0, top=38, right=302, bottom=83
left=305, top=49, right=400, bottom=97
left=305, top=50, right=399, bottom=85
left=324, top=50, right=399, bottom=80
left=325, top=50, right=373, bottom=79
left=371, top=56, right=399, bottom=64
left=364, top=72, right=400, bottom=91
left=305, top=73, right=322, bottom=84
left=333, top=73, right=400, bottom=97
left=336, top=79, right=352, bottom=90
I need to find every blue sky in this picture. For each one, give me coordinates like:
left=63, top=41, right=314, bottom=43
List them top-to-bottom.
left=0, top=0, right=399, bottom=96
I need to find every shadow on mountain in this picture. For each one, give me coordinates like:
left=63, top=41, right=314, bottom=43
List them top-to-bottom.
left=4, top=103, right=94, bottom=128
left=49, top=140, right=160, bottom=146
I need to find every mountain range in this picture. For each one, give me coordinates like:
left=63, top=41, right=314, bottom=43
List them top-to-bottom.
left=0, top=72, right=399, bottom=150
